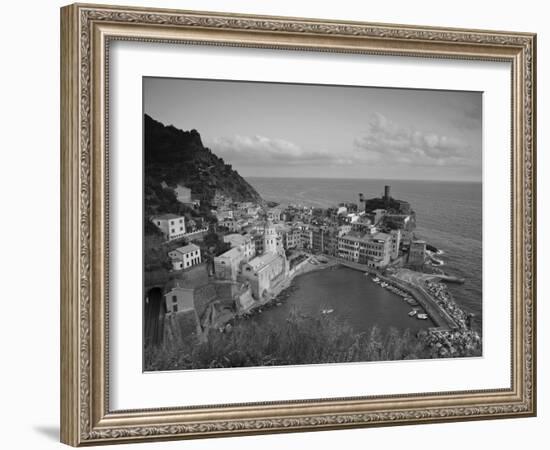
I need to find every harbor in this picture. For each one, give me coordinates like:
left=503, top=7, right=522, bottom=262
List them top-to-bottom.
left=213, top=251, right=474, bottom=341
left=239, top=264, right=435, bottom=335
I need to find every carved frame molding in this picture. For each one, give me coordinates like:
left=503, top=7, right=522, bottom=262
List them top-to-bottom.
left=60, top=3, right=536, bottom=446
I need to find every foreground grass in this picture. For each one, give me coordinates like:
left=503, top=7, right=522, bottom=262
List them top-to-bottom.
left=144, top=309, right=479, bottom=371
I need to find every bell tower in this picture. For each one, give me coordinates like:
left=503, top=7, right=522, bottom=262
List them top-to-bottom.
left=263, top=221, right=281, bottom=254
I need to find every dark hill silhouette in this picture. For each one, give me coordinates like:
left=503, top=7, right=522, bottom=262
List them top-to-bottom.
left=144, top=114, right=263, bottom=212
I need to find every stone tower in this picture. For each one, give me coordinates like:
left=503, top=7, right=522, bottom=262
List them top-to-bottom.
left=263, top=221, right=282, bottom=255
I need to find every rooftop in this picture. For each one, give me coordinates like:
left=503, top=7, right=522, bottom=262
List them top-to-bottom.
left=151, top=213, right=182, bottom=221
left=274, top=223, right=291, bottom=233
left=341, top=231, right=391, bottom=243
left=371, top=232, right=391, bottom=242
left=223, top=233, right=251, bottom=247
left=341, top=233, right=368, bottom=243
left=412, top=240, right=427, bottom=245
left=172, top=243, right=200, bottom=255
left=217, top=246, right=243, bottom=259
left=246, top=252, right=280, bottom=272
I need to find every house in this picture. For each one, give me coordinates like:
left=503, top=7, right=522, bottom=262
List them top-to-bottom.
left=174, top=184, right=192, bottom=203
left=212, top=191, right=232, bottom=208
left=246, top=205, right=261, bottom=218
left=337, top=206, right=348, bottom=216
left=214, top=208, right=234, bottom=221
left=266, top=208, right=282, bottom=222
left=151, top=214, right=186, bottom=241
left=219, top=217, right=247, bottom=233
left=351, top=217, right=374, bottom=234
left=338, top=224, right=352, bottom=236
left=280, top=226, right=301, bottom=250
left=311, top=226, right=339, bottom=256
left=311, top=226, right=326, bottom=254
left=300, top=227, right=313, bottom=250
left=390, top=229, right=402, bottom=260
left=338, top=231, right=392, bottom=268
left=338, top=232, right=363, bottom=263
left=362, top=232, right=392, bottom=268
left=223, top=233, right=256, bottom=261
left=168, top=243, right=202, bottom=270
left=163, top=269, right=219, bottom=337
left=164, top=285, right=196, bottom=315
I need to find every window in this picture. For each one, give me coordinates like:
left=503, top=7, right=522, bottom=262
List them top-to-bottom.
left=180, top=227, right=184, bottom=231
left=171, top=229, right=175, bottom=233
left=172, top=295, right=177, bottom=303
left=173, top=305, right=178, bottom=312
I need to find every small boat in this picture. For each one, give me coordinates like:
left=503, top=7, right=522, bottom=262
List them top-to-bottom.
left=372, top=277, right=380, bottom=283
left=321, top=308, right=334, bottom=314
left=408, top=309, right=418, bottom=317
left=417, top=313, right=429, bottom=320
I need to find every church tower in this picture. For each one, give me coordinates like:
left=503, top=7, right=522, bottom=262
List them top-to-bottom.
left=263, top=221, right=282, bottom=255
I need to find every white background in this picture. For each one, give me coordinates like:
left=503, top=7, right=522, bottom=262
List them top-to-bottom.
left=0, top=0, right=546, bottom=449
left=111, top=42, right=511, bottom=409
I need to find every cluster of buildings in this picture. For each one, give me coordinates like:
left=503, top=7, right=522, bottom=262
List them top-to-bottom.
left=146, top=184, right=427, bottom=340
left=152, top=184, right=425, bottom=279
left=205, top=185, right=418, bottom=271
left=212, top=197, right=263, bottom=233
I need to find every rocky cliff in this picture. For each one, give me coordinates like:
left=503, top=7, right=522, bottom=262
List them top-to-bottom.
left=144, top=114, right=263, bottom=209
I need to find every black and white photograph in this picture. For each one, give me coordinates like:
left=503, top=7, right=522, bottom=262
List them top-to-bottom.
left=142, top=77, right=483, bottom=371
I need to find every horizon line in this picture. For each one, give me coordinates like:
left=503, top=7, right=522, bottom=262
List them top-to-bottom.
left=244, top=176, right=482, bottom=184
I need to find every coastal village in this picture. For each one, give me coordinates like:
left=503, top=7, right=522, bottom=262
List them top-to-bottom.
left=144, top=183, right=481, bottom=359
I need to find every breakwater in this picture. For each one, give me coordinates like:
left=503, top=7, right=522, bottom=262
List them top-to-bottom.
left=379, top=275, right=458, bottom=330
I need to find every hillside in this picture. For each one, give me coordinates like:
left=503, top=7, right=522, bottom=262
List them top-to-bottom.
left=144, top=114, right=263, bottom=215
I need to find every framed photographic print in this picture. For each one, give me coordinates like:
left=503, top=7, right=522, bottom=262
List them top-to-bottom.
left=60, top=3, right=537, bottom=446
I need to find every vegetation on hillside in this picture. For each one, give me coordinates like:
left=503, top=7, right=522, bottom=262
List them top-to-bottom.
left=144, top=114, right=262, bottom=219
left=144, top=309, right=480, bottom=371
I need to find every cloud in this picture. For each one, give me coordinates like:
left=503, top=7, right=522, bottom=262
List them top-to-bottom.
left=204, top=113, right=478, bottom=174
left=354, top=113, right=476, bottom=167
left=204, top=135, right=354, bottom=166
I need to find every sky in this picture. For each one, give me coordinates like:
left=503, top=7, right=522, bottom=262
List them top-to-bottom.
left=144, top=77, right=482, bottom=182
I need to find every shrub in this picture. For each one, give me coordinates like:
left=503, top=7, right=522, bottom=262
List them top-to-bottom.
left=144, top=309, right=442, bottom=371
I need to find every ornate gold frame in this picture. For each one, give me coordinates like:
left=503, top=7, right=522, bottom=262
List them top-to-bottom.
left=60, top=3, right=536, bottom=446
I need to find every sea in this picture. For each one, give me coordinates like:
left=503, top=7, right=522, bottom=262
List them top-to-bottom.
left=246, top=177, right=483, bottom=333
